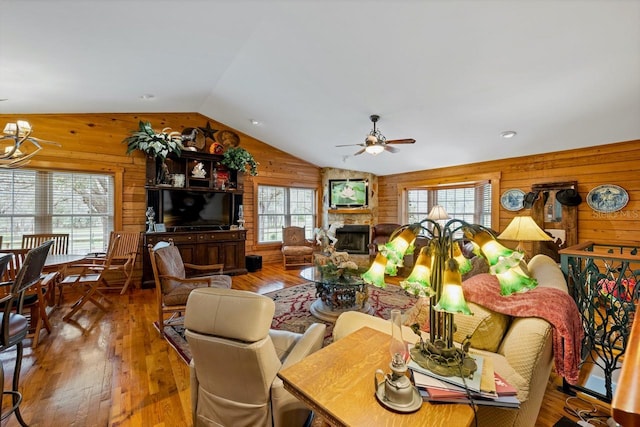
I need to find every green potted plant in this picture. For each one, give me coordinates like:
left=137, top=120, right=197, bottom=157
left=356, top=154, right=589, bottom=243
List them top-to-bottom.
left=123, top=121, right=184, bottom=161
left=221, top=146, right=259, bottom=176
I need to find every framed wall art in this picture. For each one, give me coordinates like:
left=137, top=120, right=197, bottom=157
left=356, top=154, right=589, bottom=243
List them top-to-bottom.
left=329, top=179, right=368, bottom=208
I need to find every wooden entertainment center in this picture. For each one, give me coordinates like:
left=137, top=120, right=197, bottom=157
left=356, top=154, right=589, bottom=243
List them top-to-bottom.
left=141, top=150, right=247, bottom=286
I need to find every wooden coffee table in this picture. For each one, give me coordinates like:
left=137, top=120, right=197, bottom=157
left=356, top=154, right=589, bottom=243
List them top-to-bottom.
left=278, top=326, right=475, bottom=427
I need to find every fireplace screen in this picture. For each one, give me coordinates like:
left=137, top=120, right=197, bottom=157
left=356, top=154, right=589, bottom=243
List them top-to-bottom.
left=334, top=225, right=370, bottom=254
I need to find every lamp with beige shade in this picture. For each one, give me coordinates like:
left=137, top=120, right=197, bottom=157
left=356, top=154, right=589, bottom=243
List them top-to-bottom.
left=498, top=215, right=553, bottom=256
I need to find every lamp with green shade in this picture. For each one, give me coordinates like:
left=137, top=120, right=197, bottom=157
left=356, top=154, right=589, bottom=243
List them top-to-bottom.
left=362, top=210, right=539, bottom=378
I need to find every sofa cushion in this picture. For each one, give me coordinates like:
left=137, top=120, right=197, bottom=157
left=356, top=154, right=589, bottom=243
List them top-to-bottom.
left=402, top=294, right=510, bottom=352
left=453, top=302, right=510, bottom=353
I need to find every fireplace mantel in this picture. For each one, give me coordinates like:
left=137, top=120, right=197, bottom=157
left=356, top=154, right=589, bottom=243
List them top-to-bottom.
left=328, top=208, right=372, bottom=214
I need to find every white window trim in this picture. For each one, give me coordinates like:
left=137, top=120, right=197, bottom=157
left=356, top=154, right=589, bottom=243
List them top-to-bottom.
left=399, top=172, right=501, bottom=229
left=253, top=179, right=318, bottom=245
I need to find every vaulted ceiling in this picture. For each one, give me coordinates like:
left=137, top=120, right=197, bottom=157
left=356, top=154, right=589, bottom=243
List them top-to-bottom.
left=1, top=1, right=639, bottom=175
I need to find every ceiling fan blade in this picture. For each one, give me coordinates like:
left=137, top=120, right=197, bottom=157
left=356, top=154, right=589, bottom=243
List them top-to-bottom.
left=385, top=138, right=416, bottom=145
left=335, top=143, right=365, bottom=147
left=384, top=145, right=399, bottom=153
left=353, top=148, right=366, bottom=156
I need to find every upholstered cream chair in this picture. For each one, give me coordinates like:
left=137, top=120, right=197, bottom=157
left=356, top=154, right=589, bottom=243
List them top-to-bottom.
left=281, top=226, right=315, bottom=269
left=149, top=240, right=232, bottom=337
left=185, top=287, right=327, bottom=427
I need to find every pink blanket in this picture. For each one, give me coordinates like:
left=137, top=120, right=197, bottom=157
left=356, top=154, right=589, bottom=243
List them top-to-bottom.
left=462, top=274, right=584, bottom=385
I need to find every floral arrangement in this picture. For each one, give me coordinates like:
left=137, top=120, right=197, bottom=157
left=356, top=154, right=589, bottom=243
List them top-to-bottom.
left=123, top=121, right=184, bottom=161
left=221, top=146, right=259, bottom=176
left=315, top=249, right=360, bottom=279
left=598, top=277, right=637, bottom=303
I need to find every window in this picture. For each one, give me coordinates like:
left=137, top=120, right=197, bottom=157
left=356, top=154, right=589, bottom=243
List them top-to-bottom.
left=0, top=169, right=114, bottom=253
left=407, top=181, right=492, bottom=229
left=257, top=185, right=316, bottom=243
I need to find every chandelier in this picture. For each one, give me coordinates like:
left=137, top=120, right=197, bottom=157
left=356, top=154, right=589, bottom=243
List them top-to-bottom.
left=0, top=120, right=60, bottom=168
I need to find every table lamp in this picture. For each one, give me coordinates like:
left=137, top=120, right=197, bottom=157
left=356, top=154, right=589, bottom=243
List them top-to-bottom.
left=497, top=215, right=553, bottom=255
left=362, top=217, right=539, bottom=377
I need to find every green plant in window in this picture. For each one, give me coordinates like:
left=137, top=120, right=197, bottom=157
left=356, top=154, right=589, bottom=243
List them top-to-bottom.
left=123, top=121, right=184, bottom=161
left=220, top=146, right=259, bottom=176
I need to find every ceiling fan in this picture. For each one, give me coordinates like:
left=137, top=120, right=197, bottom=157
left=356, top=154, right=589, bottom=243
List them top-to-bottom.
left=336, top=114, right=416, bottom=156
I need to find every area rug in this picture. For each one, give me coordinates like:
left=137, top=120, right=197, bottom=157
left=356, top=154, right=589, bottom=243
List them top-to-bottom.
left=154, top=282, right=418, bottom=364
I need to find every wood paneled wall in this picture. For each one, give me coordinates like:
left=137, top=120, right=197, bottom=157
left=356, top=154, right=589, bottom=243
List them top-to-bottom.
left=2, top=112, right=637, bottom=270
left=0, top=113, right=322, bottom=267
left=378, top=139, right=640, bottom=248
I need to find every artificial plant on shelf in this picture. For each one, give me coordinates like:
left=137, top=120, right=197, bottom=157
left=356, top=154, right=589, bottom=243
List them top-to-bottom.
left=123, top=121, right=184, bottom=161
left=220, top=146, right=259, bottom=176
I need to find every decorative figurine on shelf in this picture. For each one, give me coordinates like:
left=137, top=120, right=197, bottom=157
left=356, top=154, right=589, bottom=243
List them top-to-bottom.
left=157, top=161, right=171, bottom=185
left=192, top=162, right=206, bottom=178
left=212, top=167, right=219, bottom=189
left=237, top=204, right=245, bottom=230
left=146, top=207, right=156, bottom=233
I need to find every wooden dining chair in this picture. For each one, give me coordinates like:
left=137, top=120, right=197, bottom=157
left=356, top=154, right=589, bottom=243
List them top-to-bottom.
left=92, top=231, right=140, bottom=294
left=21, top=233, right=69, bottom=255
left=58, top=235, right=119, bottom=321
left=0, top=241, right=52, bottom=426
left=0, top=248, right=57, bottom=348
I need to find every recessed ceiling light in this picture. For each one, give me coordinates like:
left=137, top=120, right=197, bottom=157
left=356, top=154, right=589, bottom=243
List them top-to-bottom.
left=140, top=94, right=155, bottom=100
left=249, top=119, right=262, bottom=126
left=500, top=130, right=517, bottom=139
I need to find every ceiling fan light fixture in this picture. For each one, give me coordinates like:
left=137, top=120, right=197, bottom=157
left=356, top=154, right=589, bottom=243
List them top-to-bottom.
left=365, top=144, right=385, bottom=155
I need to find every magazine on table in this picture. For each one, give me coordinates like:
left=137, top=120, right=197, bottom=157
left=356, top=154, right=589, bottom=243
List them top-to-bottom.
left=408, top=354, right=484, bottom=393
left=411, top=361, right=520, bottom=409
left=412, top=371, right=499, bottom=400
left=494, top=372, right=518, bottom=396
left=418, top=387, right=521, bottom=409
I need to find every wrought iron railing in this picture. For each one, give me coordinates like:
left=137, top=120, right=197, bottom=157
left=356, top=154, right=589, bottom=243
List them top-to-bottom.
left=559, top=242, right=639, bottom=402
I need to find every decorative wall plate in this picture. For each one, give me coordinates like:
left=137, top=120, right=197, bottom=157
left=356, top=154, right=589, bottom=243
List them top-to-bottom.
left=587, top=184, right=629, bottom=213
left=500, top=189, right=525, bottom=211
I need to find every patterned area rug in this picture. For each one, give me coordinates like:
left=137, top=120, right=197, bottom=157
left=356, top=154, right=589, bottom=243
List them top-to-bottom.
left=155, top=282, right=418, bottom=364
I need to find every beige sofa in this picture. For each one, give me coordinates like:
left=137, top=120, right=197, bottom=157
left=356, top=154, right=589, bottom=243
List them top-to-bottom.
left=333, top=254, right=568, bottom=427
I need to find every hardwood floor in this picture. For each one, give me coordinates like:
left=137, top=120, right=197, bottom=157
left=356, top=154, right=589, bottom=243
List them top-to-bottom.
left=0, top=264, right=610, bottom=426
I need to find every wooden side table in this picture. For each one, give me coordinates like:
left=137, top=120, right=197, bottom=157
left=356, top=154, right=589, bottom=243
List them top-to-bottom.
left=278, top=326, right=475, bottom=427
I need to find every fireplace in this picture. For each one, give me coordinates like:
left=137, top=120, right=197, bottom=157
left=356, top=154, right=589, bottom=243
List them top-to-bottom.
left=334, top=225, right=370, bottom=255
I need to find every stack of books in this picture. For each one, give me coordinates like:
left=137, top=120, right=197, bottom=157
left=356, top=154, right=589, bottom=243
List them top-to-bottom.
left=408, top=355, right=520, bottom=409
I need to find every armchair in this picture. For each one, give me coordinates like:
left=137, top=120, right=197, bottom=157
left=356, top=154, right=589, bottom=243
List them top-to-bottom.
left=368, top=223, right=401, bottom=260
left=281, top=226, right=315, bottom=269
left=148, top=240, right=232, bottom=337
left=185, top=287, right=326, bottom=427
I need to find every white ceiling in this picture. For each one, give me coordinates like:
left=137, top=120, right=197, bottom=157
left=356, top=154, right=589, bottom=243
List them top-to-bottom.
left=1, top=0, right=639, bottom=176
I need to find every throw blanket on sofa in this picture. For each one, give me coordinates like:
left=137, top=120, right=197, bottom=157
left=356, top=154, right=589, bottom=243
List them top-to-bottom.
left=462, top=274, right=584, bottom=385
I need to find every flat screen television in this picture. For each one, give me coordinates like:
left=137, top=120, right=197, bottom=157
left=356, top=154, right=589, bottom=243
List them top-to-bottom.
left=161, top=190, right=233, bottom=230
